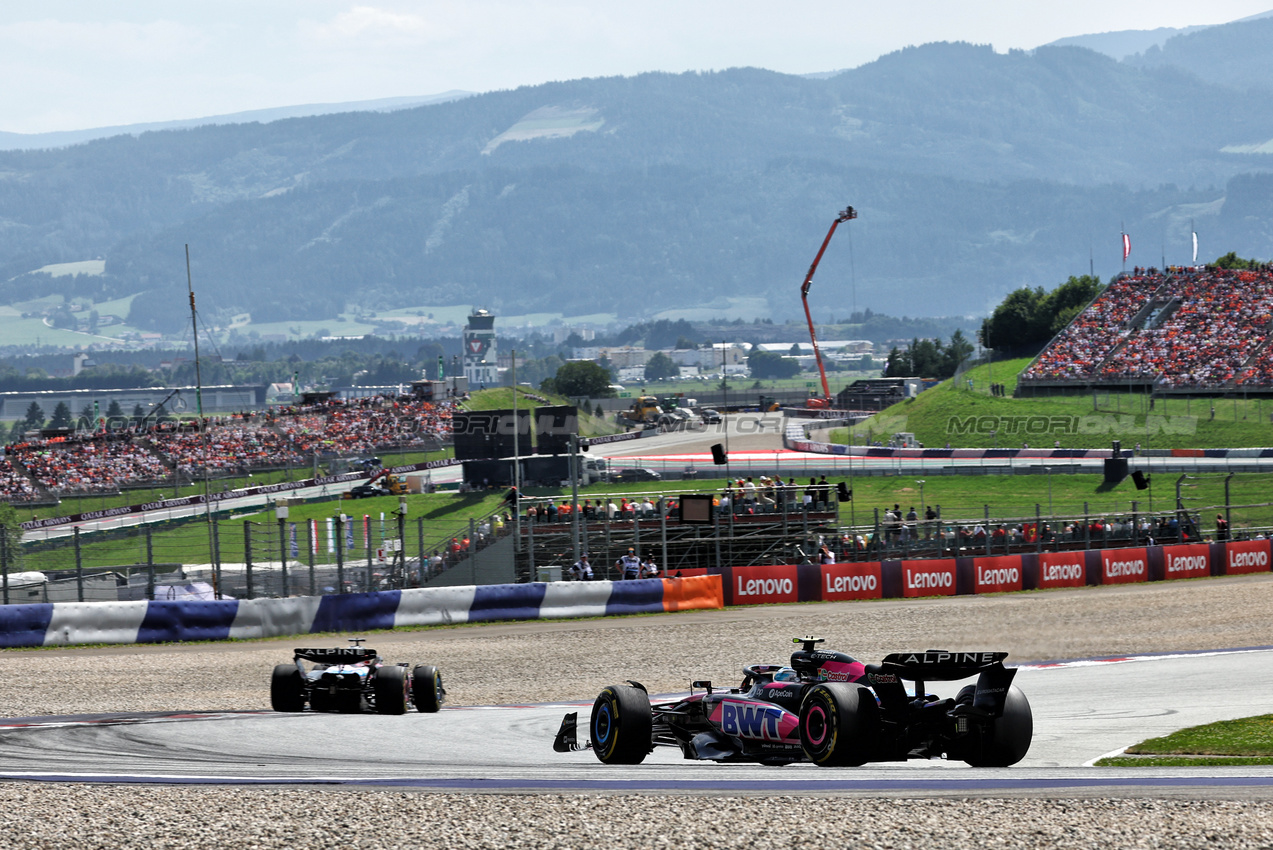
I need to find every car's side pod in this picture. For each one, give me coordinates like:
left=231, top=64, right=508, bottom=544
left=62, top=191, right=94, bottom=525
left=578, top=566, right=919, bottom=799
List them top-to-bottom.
left=553, top=712, right=585, bottom=752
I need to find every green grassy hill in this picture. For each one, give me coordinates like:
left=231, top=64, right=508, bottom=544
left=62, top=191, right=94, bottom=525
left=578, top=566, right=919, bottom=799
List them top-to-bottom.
left=833, top=358, right=1273, bottom=451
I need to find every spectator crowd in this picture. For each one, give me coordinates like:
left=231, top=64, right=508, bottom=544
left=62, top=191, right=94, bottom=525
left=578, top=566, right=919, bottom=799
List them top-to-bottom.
left=1021, top=265, right=1273, bottom=389
left=1, top=395, right=456, bottom=501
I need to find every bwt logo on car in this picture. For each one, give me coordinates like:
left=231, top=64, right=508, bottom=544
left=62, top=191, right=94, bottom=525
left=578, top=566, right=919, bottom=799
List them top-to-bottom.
left=1229, top=550, right=1268, bottom=569
left=1167, top=555, right=1208, bottom=573
left=1103, top=558, right=1145, bottom=577
left=1043, top=562, right=1083, bottom=582
left=977, top=567, right=1019, bottom=586
left=907, top=571, right=953, bottom=589
left=825, top=573, right=877, bottom=594
left=736, top=576, right=793, bottom=597
left=719, top=701, right=785, bottom=740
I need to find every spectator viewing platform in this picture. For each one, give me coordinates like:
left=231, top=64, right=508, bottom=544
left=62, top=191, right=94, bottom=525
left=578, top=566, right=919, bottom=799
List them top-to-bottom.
left=1019, top=265, right=1273, bottom=394
left=1, top=395, right=457, bottom=502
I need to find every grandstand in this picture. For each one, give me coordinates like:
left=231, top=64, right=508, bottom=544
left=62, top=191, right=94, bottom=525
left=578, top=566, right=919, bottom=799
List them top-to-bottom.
left=1018, top=265, right=1273, bottom=394
left=0, top=395, right=457, bottom=503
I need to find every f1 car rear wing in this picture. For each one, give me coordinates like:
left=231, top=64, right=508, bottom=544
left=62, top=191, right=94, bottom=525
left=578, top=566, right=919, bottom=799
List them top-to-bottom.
left=294, top=647, right=378, bottom=664
left=868, top=650, right=1017, bottom=717
left=876, top=650, right=1008, bottom=681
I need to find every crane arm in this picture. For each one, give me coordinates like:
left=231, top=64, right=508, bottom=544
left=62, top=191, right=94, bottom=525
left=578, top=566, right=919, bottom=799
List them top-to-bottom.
left=801, top=206, right=857, bottom=403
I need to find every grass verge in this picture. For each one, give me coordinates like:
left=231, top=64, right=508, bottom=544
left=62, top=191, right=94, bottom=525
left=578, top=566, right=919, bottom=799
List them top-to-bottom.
left=1095, top=714, right=1273, bottom=766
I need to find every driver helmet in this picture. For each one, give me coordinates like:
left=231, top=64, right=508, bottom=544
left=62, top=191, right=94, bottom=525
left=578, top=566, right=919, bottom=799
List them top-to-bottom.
left=773, top=667, right=799, bottom=683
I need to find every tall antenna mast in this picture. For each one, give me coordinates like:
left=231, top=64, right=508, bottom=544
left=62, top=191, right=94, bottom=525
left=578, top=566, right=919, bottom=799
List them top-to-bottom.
left=185, top=245, right=217, bottom=595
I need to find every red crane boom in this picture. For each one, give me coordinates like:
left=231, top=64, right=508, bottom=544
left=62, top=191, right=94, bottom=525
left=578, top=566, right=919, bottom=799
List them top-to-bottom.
left=801, top=206, right=857, bottom=408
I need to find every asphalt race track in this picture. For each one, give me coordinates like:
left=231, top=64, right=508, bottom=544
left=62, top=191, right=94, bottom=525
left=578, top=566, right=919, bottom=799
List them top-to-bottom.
left=3, top=648, right=1272, bottom=796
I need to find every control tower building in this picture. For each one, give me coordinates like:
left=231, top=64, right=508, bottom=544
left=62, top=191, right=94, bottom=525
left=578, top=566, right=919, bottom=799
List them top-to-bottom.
left=463, top=309, right=498, bottom=389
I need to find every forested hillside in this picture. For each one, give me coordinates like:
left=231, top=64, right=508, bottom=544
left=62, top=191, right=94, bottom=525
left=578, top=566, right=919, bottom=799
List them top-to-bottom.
left=2, top=30, right=1271, bottom=334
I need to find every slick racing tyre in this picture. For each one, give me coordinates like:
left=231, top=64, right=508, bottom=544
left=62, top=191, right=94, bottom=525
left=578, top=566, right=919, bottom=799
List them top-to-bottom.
left=270, top=664, right=306, bottom=712
left=411, top=665, right=444, bottom=713
left=374, top=666, right=409, bottom=715
left=799, top=683, right=879, bottom=767
left=590, top=684, right=652, bottom=765
left=961, top=684, right=1033, bottom=767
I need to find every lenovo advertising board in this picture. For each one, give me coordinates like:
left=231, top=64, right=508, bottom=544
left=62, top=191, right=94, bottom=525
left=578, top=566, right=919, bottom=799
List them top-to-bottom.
left=1224, top=539, right=1272, bottom=575
left=1161, top=543, right=1211, bottom=580
left=1099, top=548, right=1148, bottom=585
left=1037, top=552, right=1087, bottom=589
left=973, top=556, right=1023, bottom=594
left=900, top=559, right=957, bottom=598
left=819, top=562, right=884, bottom=601
left=725, top=565, right=799, bottom=606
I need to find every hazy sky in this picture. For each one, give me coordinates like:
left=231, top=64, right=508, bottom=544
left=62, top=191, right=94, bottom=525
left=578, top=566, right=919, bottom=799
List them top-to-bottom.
left=3, top=1, right=1271, bottom=134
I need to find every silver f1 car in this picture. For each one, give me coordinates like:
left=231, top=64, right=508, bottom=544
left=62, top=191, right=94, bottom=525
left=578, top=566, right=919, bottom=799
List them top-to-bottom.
left=555, top=637, right=1032, bottom=767
left=270, top=638, right=445, bottom=715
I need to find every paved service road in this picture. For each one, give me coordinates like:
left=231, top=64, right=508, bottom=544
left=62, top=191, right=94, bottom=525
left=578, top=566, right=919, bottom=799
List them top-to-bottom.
left=3, top=648, right=1271, bottom=794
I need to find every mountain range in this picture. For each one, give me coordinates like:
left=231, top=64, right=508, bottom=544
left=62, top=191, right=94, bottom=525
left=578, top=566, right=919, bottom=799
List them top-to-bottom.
left=2, top=14, right=1272, bottom=336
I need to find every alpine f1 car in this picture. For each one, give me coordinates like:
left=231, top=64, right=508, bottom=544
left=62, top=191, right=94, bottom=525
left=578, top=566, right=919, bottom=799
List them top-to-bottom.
left=554, top=637, right=1031, bottom=767
left=270, top=638, right=445, bottom=715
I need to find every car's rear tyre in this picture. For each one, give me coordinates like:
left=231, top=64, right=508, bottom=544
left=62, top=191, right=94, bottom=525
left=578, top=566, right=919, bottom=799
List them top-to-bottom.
left=270, top=664, right=305, bottom=712
left=412, top=665, right=444, bottom=713
left=374, top=666, right=409, bottom=715
left=799, top=683, right=879, bottom=767
left=962, top=684, right=1033, bottom=767
left=590, top=685, right=652, bottom=765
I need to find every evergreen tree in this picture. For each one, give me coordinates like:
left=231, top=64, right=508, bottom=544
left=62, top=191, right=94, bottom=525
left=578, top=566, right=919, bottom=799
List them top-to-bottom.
left=22, top=402, right=44, bottom=430
left=49, top=402, right=73, bottom=429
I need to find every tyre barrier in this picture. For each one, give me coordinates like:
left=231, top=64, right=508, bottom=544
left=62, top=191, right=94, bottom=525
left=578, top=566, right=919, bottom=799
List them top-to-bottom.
left=0, top=574, right=725, bottom=648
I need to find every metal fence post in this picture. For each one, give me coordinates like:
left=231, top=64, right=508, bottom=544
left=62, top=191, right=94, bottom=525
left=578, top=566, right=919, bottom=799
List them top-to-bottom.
left=660, top=501, right=667, bottom=572
left=983, top=505, right=991, bottom=556
left=1035, top=505, right=1042, bottom=554
left=714, top=509, right=722, bottom=570
left=365, top=514, right=374, bottom=591
left=335, top=515, right=345, bottom=593
left=279, top=516, right=289, bottom=598
left=416, top=517, right=424, bottom=582
left=527, top=517, right=535, bottom=581
left=471, top=518, right=478, bottom=585
left=212, top=519, right=222, bottom=600
left=306, top=520, right=316, bottom=597
left=243, top=521, right=254, bottom=600
left=146, top=524, right=155, bottom=600
left=1, top=527, right=9, bottom=606
left=74, top=527, right=84, bottom=602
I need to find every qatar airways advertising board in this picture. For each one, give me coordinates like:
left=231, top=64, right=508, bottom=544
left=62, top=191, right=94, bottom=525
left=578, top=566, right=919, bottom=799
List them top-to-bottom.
left=1224, top=539, right=1271, bottom=575
left=1161, top=543, right=1211, bottom=580
left=1100, top=548, right=1148, bottom=585
left=1038, top=552, right=1087, bottom=589
left=972, top=556, right=1023, bottom=594
left=900, top=559, right=956, bottom=598
left=819, top=562, right=883, bottom=601
left=725, top=565, right=799, bottom=605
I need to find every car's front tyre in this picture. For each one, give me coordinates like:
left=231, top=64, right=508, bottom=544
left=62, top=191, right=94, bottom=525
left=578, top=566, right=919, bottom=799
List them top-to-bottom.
left=411, top=665, right=444, bottom=713
left=590, top=685, right=652, bottom=765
